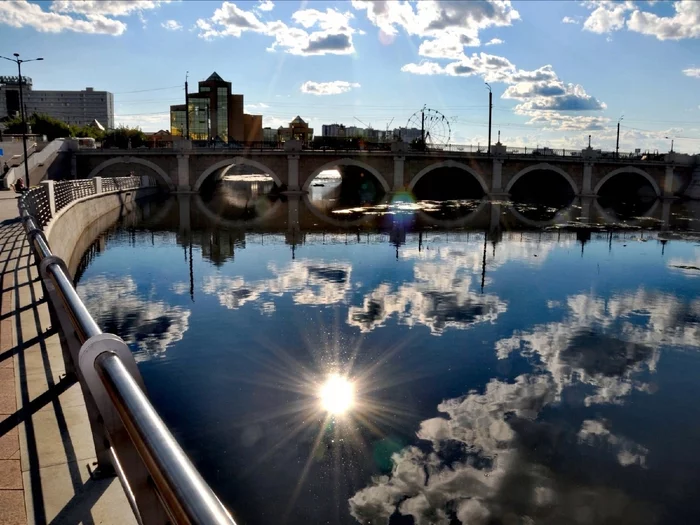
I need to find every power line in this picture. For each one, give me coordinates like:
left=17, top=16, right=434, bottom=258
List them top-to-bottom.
left=113, top=85, right=183, bottom=94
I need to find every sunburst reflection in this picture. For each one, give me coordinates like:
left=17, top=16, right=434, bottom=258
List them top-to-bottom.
left=319, top=374, right=355, bottom=415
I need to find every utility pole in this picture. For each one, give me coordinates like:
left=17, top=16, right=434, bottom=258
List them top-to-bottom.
left=1, top=53, right=43, bottom=188
left=185, top=71, right=190, bottom=140
left=485, top=83, right=493, bottom=155
left=421, top=106, right=425, bottom=145
left=616, top=115, right=623, bottom=158
left=588, top=135, right=591, bottom=148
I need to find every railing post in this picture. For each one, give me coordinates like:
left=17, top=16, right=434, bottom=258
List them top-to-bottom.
left=93, top=176, right=103, bottom=194
left=41, top=180, right=56, bottom=216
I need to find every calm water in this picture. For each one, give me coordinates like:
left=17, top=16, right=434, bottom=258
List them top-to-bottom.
left=75, top=182, right=700, bottom=525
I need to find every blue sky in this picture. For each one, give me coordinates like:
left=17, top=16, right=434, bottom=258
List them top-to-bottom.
left=1, top=0, right=699, bottom=153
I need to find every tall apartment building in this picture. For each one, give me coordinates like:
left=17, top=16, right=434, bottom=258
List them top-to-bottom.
left=170, top=72, right=262, bottom=143
left=0, top=76, right=114, bottom=128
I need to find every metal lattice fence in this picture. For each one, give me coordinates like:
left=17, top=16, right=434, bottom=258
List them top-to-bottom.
left=19, top=176, right=150, bottom=229
left=20, top=184, right=52, bottom=227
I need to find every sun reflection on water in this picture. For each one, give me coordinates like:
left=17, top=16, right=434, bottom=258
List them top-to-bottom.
left=319, top=374, right=355, bottom=415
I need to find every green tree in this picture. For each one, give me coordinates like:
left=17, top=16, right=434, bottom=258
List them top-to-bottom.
left=3, top=113, right=72, bottom=141
left=70, top=124, right=105, bottom=141
left=102, top=125, right=146, bottom=149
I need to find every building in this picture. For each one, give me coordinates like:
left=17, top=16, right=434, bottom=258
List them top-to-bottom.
left=170, top=72, right=262, bottom=144
left=0, top=76, right=114, bottom=128
left=278, top=116, right=313, bottom=144
left=322, top=123, right=346, bottom=138
left=263, top=127, right=278, bottom=143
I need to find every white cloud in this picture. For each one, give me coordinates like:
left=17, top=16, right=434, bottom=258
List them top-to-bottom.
left=0, top=0, right=127, bottom=35
left=0, top=0, right=170, bottom=35
left=50, top=0, right=169, bottom=17
left=257, top=0, right=274, bottom=12
left=353, top=0, right=519, bottom=47
left=582, top=0, right=700, bottom=40
left=583, top=0, right=634, bottom=34
left=627, top=0, right=700, bottom=40
left=196, top=2, right=357, bottom=56
left=562, top=16, right=580, bottom=24
left=161, top=19, right=182, bottom=31
left=485, top=37, right=504, bottom=45
left=401, top=52, right=606, bottom=116
left=400, top=60, right=447, bottom=75
left=682, top=67, right=700, bottom=78
left=300, top=80, right=360, bottom=95
left=245, top=102, right=270, bottom=111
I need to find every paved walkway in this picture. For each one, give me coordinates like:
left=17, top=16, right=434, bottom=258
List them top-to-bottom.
left=0, top=190, right=134, bottom=524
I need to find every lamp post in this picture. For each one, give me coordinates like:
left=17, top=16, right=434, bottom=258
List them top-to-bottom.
left=0, top=53, right=43, bottom=188
left=485, top=83, right=493, bottom=155
left=616, top=115, right=623, bottom=158
left=665, top=136, right=674, bottom=153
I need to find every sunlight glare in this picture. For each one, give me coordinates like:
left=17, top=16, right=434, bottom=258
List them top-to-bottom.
left=320, top=374, right=355, bottom=415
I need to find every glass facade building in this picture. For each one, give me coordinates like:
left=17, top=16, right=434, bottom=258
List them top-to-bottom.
left=169, top=72, right=262, bottom=144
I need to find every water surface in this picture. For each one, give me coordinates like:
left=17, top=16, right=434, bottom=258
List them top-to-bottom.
left=76, top=186, right=700, bottom=524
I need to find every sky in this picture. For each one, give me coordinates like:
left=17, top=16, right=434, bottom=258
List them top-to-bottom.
left=1, top=0, right=699, bottom=153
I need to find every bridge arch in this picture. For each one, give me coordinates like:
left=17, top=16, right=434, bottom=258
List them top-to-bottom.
left=87, top=156, right=175, bottom=191
left=194, top=157, right=283, bottom=192
left=302, top=158, right=390, bottom=193
left=408, top=160, right=489, bottom=194
left=505, top=162, right=579, bottom=195
left=594, top=166, right=661, bottom=197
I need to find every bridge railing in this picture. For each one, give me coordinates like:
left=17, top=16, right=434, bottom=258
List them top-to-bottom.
left=17, top=178, right=236, bottom=524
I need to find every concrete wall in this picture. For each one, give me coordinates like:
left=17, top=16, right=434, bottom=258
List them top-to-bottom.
left=45, top=187, right=157, bottom=277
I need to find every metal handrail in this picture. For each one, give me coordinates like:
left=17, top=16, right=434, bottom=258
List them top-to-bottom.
left=18, top=188, right=237, bottom=524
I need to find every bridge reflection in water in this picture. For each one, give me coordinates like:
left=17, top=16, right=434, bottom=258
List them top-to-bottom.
left=72, top=179, right=700, bottom=525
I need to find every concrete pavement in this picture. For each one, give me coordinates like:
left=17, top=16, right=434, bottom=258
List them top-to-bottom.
left=0, top=190, right=135, bottom=524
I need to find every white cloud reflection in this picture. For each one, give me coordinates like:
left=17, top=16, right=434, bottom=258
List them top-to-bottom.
left=202, top=259, right=353, bottom=309
left=78, top=276, right=190, bottom=362
left=496, top=289, right=700, bottom=405
left=349, top=373, right=654, bottom=525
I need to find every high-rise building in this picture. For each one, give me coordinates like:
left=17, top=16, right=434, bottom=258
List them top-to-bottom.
left=170, top=72, right=262, bottom=143
left=0, top=76, right=114, bottom=128
left=322, top=123, right=346, bottom=137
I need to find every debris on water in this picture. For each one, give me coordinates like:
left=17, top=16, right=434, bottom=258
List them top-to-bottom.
left=671, top=265, right=700, bottom=272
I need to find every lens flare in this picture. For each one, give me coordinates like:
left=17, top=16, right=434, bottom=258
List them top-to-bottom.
left=320, top=374, right=355, bottom=415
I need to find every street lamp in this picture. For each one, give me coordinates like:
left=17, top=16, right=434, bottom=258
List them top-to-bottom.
left=0, top=53, right=43, bottom=189
left=485, top=82, right=492, bottom=155
left=616, top=115, right=623, bottom=158
left=665, top=136, right=674, bottom=153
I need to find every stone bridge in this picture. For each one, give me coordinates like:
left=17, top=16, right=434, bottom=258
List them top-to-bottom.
left=74, top=142, right=699, bottom=199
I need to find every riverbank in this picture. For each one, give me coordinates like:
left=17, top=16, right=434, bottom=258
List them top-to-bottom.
left=0, top=190, right=134, bottom=524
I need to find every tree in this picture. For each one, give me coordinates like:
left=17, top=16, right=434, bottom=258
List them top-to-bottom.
left=3, top=113, right=71, bottom=141
left=70, top=124, right=105, bottom=141
left=101, top=125, right=147, bottom=149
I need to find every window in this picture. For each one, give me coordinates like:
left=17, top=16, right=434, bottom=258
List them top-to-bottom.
left=217, top=87, right=228, bottom=141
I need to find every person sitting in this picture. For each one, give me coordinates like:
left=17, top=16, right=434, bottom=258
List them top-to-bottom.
left=13, top=178, right=26, bottom=193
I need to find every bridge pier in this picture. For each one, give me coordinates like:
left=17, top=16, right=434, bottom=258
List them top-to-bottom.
left=177, top=154, right=191, bottom=192
left=287, top=154, right=300, bottom=192
left=393, top=156, right=405, bottom=191
left=491, top=159, right=503, bottom=194
left=582, top=162, right=594, bottom=196
left=664, top=165, right=675, bottom=197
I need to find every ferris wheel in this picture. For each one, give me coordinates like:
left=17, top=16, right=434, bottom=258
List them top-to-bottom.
left=406, top=106, right=451, bottom=147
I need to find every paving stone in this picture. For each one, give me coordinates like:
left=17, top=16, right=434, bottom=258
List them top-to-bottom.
left=0, top=489, right=27, bottom=525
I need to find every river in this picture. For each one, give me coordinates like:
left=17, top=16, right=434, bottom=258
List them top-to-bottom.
left=74, top=178, right=700, bottom=524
